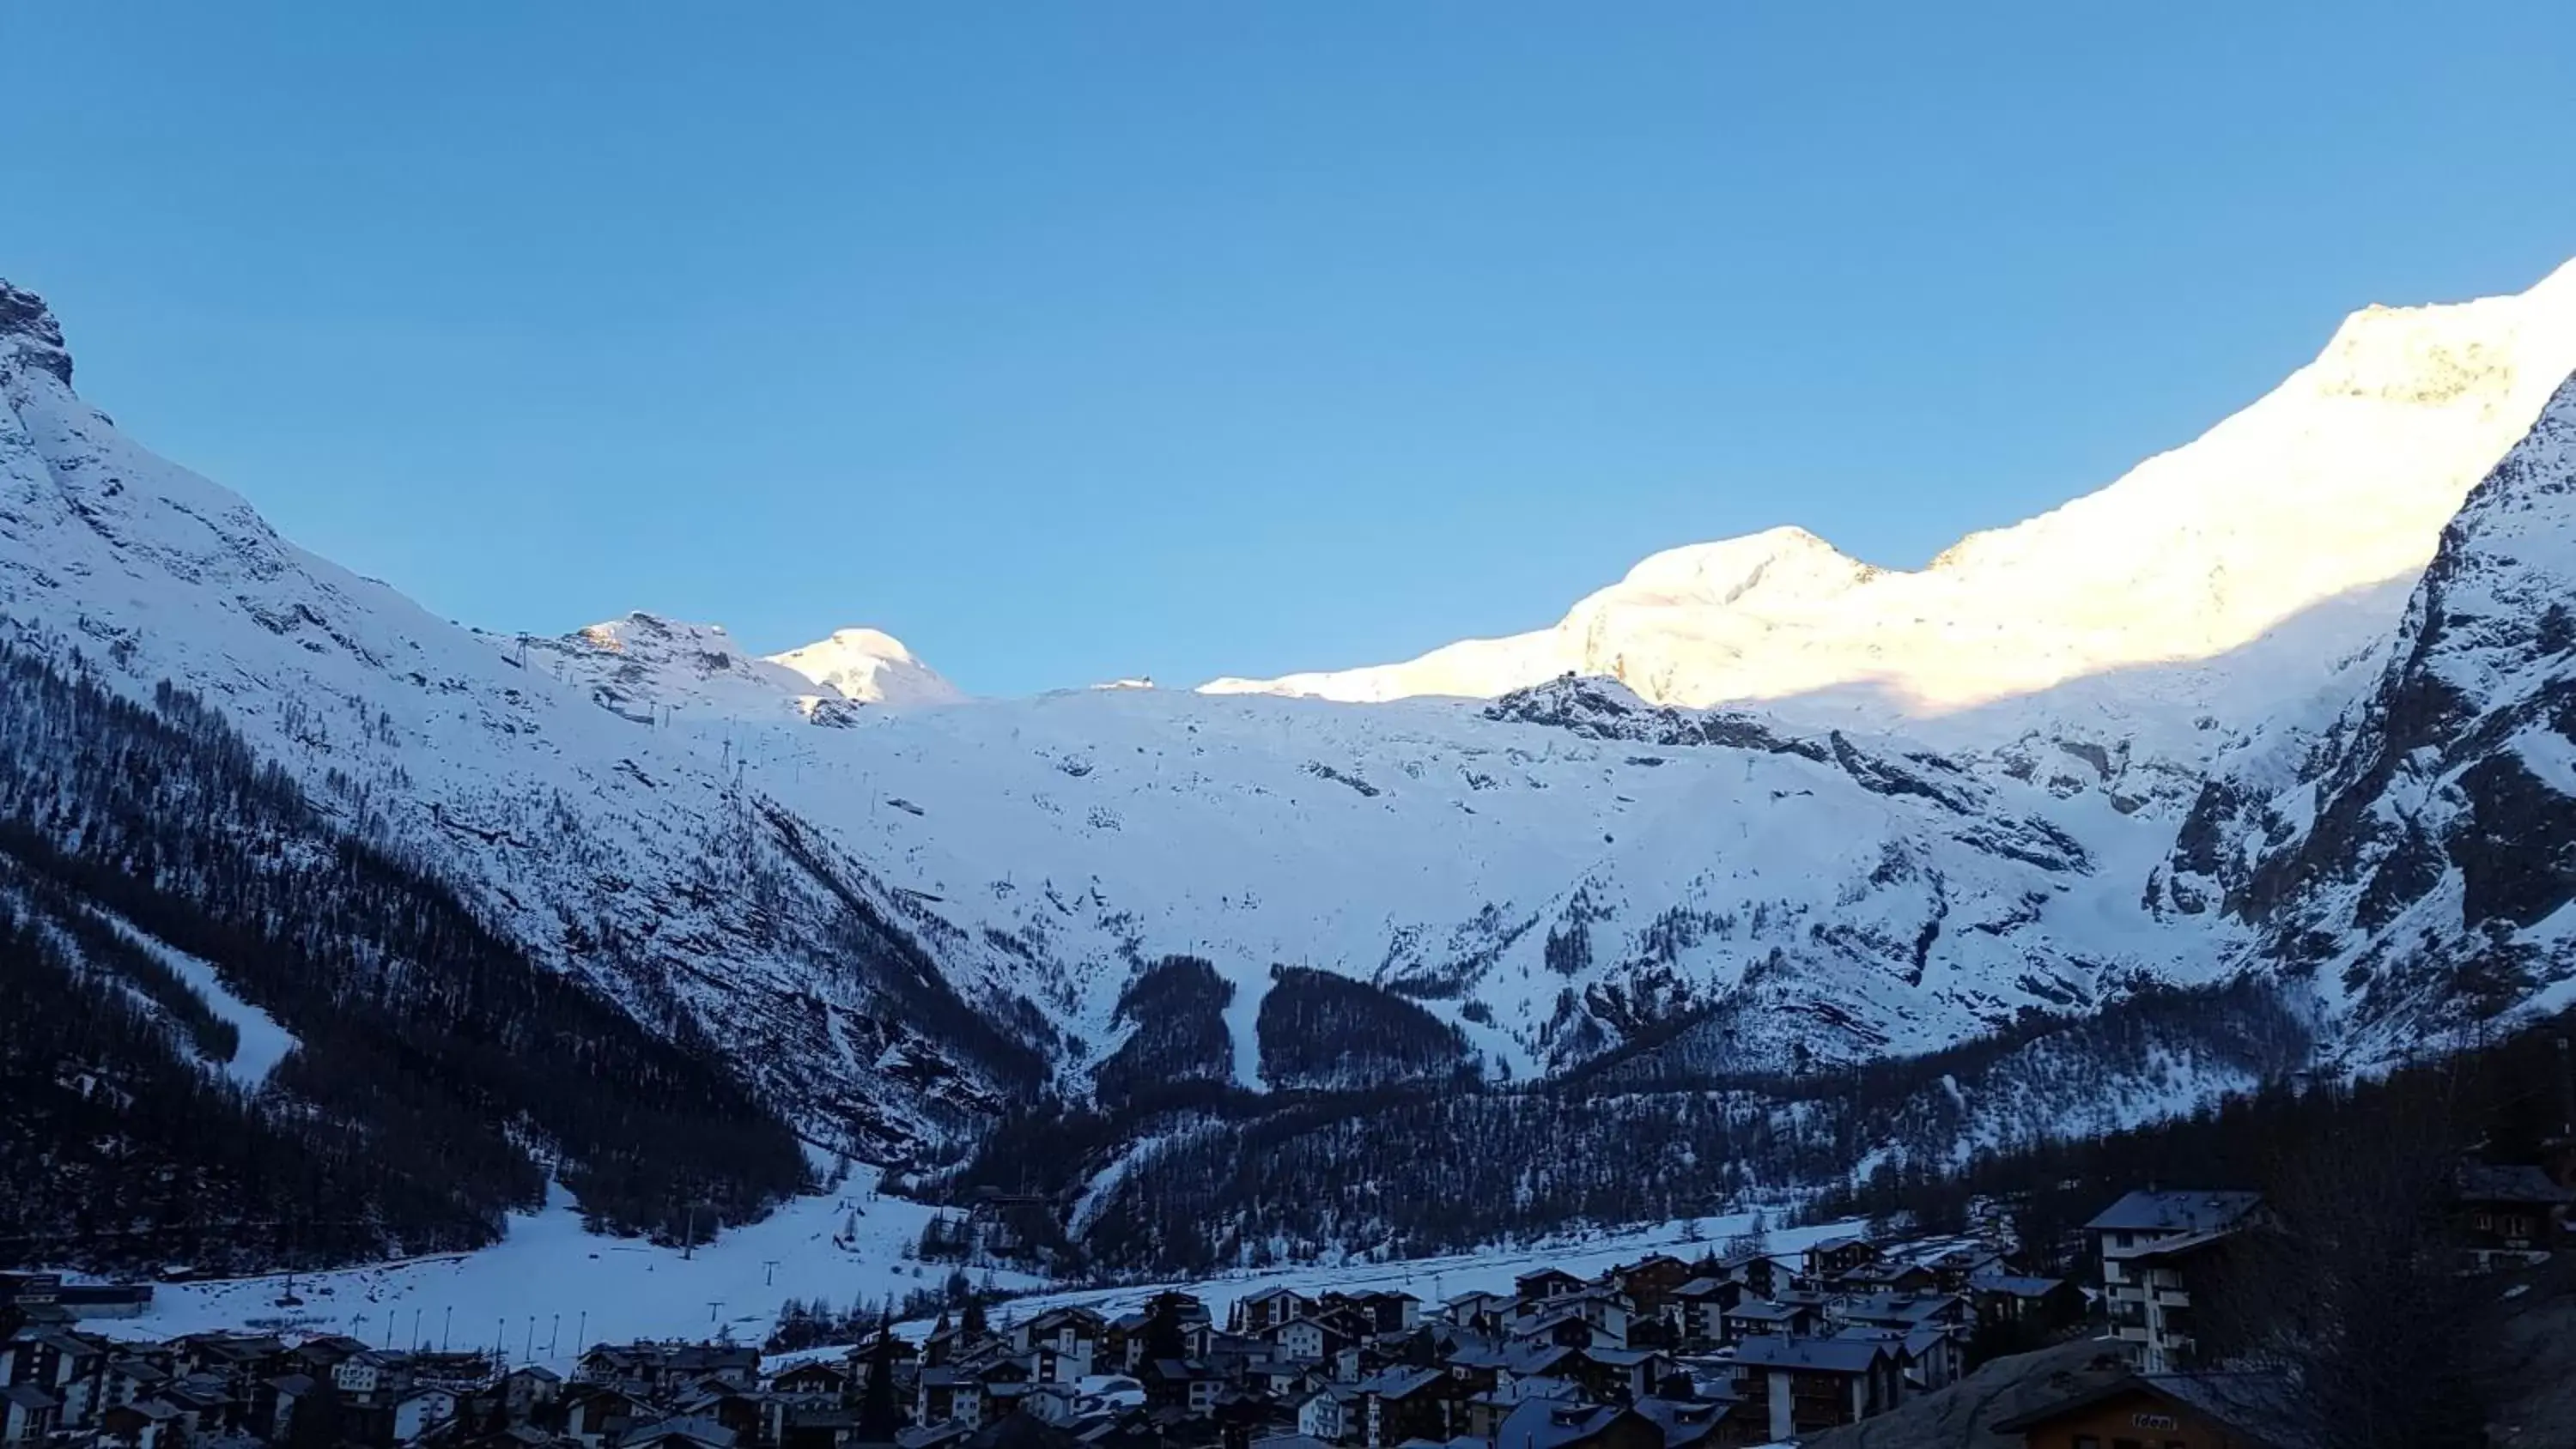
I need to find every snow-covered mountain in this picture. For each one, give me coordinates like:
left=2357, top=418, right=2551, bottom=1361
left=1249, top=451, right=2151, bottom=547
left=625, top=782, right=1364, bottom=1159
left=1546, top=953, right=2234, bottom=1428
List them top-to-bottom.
left=11, top=256, right=2576, bottom=1268
left=1206, top=261, right=2576, bottom=813
left=0, top=279, right=1048, bottom=1170
left=2157, top=368, right=2576, bottom=1055
left=505, top=614, right=963, bottom=729
left=770, top=626, right=965, bottom=707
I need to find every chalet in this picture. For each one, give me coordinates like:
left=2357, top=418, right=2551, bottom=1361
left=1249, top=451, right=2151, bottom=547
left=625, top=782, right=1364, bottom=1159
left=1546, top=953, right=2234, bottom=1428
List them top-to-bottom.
left=2456, top=1161, right=2573, bottom=1267
left=2089, top=1191, right=2263, bottom=1373
left=1799, top=1238, right=1877, bottom=1284
left=1917, top=1245, right=2008, bottom=1292
left=1710, top=1251, right=1776, bottom=1301
left=1609, top=1256, right=1695, bottom=1317
left=1837, top=1260, right=1940, bottom=1296
left=1513, top=1270, right=1585, bottom=1304
left=1965, top=1272, right=2081, bottom=1337
left=1667, top=1278, right=1741, bottom=1350
left=1231, top=1289, right=1316, bottom=1337
left=1564, top=1289, right=1633, bottom=1341
left=1334, top=1292, right=1422, bottom=1336
left=1832, top=1292, right=1965, bottom=1335
left=1438, top=1293, right=1512, bottom=1332
left=1717, top=1299, right=1814, bottom=1341
left=1018, top=1308, right=1108, bottom=1362
left=1510, top=1308, right=1613, bottom=1355
left=1265, top=1319, right=1334, bottom=1362
left=925, top=1320, right=972, bottom=1371
left=1896, top=1327, right=1963, bottom=1393
left=8, top=1328, right=105, bottom=1425
left=174, top=1331, right=286, bottom=1404
left=285, top=1335, right=368, bottom=1378
left=1730, top=1336, right=1901, bottom=1443
left=1331, top=1339, right=1395, bottom=1389
left=580, top=1343, right=760, bottom=1398
left=1029, top=1343, right=1095, bottom=1388
left=1490, top=1343, right=1574, bottom=1399
left=1559, top=1348, right=1669, bottom=1405
left=336, top=1349, right=413, bottom=1401
left=414, top=1349, right=504, bottom=1391
left=1240, top=1354, right=1316, bottom=1400
left=100, top=1357, right=173, bottom=1416
left=1140, top=1359, right=1220, bottom=1417
left=772, top=1361, right=855, bottom=1403
left=503, top=1364, right=564, bottom=1417
left=919, top=1364, right=991, bottom=1427
left=1353, top=1367, right=1449, bottom=1449
left=1993, top=1370, right=2306, bottom=1449
left=256, top=1373, right=316, bottom=1442
left=157, top=1378, right=227, bottom=1440
left=1018, top=1381, right=1083, bottom=1427
left=565, top=1384, right=647, bottom=1449
left=676, top=1384, right=788, bottom=1448
left=1, top=1385, right=61, bottom=1445
left=392, top=1385, right=460, bottom=1443
left=1293, top=1385, right=1356, bottom=1443
left=1630, top=1392, right=1741, bottom=1449
left=97, top=1397, right=180, bottom=1449
left=1492, top=1398, right=1662, bottom=1449
left=782, top=1403, right=863, bottom=1449
left=622, top=1414, right=740, bottom=1449
left=898, top=1421, right=975, bottom=1449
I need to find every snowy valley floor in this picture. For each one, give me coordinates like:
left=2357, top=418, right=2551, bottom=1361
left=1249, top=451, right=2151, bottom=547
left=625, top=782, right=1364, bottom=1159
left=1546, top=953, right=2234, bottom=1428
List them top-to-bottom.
left=119, top=1174, right=1856, bottom=1368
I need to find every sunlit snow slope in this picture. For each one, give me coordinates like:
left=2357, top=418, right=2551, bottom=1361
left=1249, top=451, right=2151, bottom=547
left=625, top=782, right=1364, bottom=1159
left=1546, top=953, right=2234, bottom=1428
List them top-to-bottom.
left=1206, top=261, right=2576, bottom=805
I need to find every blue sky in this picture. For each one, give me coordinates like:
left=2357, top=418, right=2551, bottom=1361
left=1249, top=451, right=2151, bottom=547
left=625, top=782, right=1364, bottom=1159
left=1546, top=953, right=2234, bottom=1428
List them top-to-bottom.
left=7, top=3, right=2574, bottom=695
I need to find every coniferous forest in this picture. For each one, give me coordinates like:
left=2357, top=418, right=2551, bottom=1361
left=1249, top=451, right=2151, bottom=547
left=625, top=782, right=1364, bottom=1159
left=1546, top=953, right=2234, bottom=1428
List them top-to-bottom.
left=0, top=638, right=811, bottom=1271
left=939, top=974, right=2312, bottom=1276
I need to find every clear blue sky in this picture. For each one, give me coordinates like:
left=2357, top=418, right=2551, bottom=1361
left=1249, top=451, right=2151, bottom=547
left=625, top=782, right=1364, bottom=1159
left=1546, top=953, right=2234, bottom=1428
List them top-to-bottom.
left=7, top=3, right=2573, bottom=694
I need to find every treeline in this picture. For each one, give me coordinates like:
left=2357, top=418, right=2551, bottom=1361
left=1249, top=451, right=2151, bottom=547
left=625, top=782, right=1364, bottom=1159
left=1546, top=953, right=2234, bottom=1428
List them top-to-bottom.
left=0, top=637, right=811, bottom=1269
left=0, top=891, right=476, bottom=1268
left=1091, top=956, right=1236, bottom=1113
left=1256, top=966, right=1474, bottom=1091
left=947, top=973, right=2312, bottom=1276
left=1816, top=1005, right=2576, bottom=1276
left=1815, top=1009, right=2576, bottom=1448
left=1082, top=1085, right=1825, bottom=1274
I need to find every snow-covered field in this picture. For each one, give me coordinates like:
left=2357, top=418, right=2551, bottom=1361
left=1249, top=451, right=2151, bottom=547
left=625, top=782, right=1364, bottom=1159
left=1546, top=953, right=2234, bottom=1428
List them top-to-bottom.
left=128, top=1172, right=1851, bottom=1369
left=132, top=1173, right=1045, bottom=1365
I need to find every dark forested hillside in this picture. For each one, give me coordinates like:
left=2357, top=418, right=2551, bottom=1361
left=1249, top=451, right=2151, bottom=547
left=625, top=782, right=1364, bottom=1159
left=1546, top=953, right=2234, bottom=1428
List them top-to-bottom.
left=0, top=636, right=811, bottom=1270
left=1091, top=955, right=1236, bottom=1112
left=1258, top=966, right=1474, bottom=1090
left=939, top=975, right=2307, bottom=1276
left=1815, top=1006, right=2576, bottom=1277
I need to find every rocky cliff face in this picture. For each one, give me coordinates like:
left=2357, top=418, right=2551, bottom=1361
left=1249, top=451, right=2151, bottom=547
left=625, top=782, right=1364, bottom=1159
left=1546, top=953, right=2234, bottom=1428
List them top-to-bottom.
left=2158, top=369, right=2576, bottom=1052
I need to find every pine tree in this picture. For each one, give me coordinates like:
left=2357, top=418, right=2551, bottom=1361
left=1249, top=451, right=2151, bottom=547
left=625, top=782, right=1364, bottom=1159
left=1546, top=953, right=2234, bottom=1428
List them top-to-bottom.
left=858, top=1312, right=901, bottom=1440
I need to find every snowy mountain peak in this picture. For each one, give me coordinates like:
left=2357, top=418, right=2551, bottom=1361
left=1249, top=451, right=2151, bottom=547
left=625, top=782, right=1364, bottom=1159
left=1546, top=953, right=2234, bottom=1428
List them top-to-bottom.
left=1203, top=260, right=2576, bottom=797
left=0, top=281, right=72, bottom=384
left=1607, top=525, right=1876, bottom=607
left=768, top=627, right=965, bottom=707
